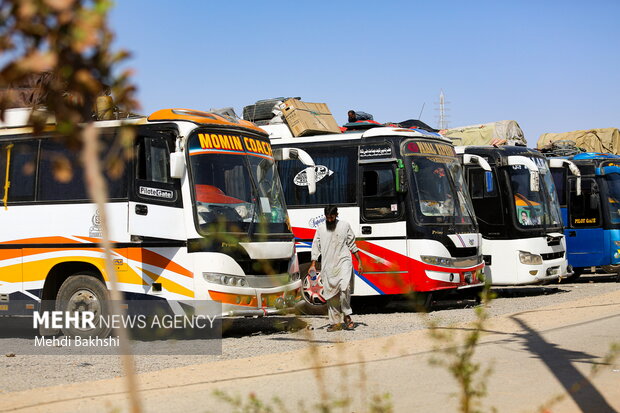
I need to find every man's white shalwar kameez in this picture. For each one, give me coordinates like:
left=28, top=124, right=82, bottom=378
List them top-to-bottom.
left=311, top=220, right=359, bottom=325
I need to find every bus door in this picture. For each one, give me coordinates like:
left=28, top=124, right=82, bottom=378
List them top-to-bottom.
left=129, top=128, right=185, bottom=240
left=0, top=141, right=33, bottom=303
left=549, top=158, right=581, bottom=226
left=359, top=161, right=408, bottom=294
left=550, top=167, right=569, bottom=225
left=566, top=178, right=604, bottom=267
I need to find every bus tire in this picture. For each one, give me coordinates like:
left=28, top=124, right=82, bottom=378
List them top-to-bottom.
left=298, top=262, right=328, bottom=315
left=601, top=265, right=620, bottom=274
left=55, top=274, right=111, bottom=338
left=411, top=291, right=433, bottom=312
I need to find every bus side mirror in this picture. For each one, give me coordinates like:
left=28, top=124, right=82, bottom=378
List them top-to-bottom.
left=273, top=147, right=316, bottom=195
left=170, top=151, right=185, bottom=179
left=462, top=153, right=494, bottom=193
left=507, top=155, right=539, bottom=192
left=396, top=160, right=407, bottom=193
left=304, top=166, right=316, bottom=195
left=485, top=171, right=494, bottom=193
left=530, top=172, right=540, bottom=192
left=587, top=182, right=600, bottom=209
left=590, top=192, right=599, bottom=210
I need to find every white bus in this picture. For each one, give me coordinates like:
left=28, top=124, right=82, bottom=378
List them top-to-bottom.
left=0, top=108, right=313, bottom=334
left=264, top=123, right=485, bottom=310
left=458, top=145, right=569, bottom=285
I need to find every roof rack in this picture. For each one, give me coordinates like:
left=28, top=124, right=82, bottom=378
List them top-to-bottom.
left=540, top=140, right=586, bottom=157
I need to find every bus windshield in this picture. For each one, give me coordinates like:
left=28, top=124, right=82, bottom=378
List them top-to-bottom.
left=188, top=132, right=289, bottom=235
left=408, top=156, right=475, bottom=225
left=509, top=165, right=562, bottom=229
left=603, top=173, right=620, bottom=224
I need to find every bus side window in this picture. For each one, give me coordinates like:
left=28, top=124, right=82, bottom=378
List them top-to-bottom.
left=96, top=132, right=128, bottom=199
left=133, top=135, right=181, bottom=206
left=137, top=137, right=171, bottom=183
left=39, top=140, right=87, bottom=201
left=0, top=141, right=37, bottom=203
left=8, top=141, right=38, bottom=202
left=0, top=144, right=6, bottom=200
left=277, top=146, right=356, bottom=207
left=361, top=166, right=400, bottom=221
left=468, top=167, right=503, bottom=226
left=468, top=167, right=497, bottom=199
left=551, top=168, right=567, bottom=207
left=569, top=178, right=600, bottom=227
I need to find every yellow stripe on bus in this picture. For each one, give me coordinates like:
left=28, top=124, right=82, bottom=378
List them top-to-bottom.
left=21, top=255, right=144, bottom=285
left=139, top=267, right=194, bottom=298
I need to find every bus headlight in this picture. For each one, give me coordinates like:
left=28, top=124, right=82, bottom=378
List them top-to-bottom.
left=614, top=241, right=620, bottom=247
left=519, top=251, right=543, bottom=265
left=421, top=255, right=453, bottom=266
left=203, top=272, right=248, bottom=287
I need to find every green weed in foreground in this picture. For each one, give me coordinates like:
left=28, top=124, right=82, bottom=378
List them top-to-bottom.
left=427, top=286, right=497, bottom=413
left=211, top=319, right=393, bottom=413
left=212, top=388, right=392, bottom=413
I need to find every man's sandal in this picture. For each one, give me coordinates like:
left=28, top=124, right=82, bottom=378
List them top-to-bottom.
left=343, top=316, right=354, bottom=330
left=326, top=324, right=342, bottom=332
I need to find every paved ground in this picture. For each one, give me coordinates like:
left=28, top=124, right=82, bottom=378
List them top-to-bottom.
left=1, top=282, right=619, bottom=413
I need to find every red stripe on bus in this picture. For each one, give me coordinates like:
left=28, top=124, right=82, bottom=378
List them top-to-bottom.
left=117, top=248, right=193, bottom=278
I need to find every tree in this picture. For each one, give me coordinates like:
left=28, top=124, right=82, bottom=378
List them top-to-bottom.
left=0, top=0, right=137, bottom=129
left=0, top=1, right=141, bottom=411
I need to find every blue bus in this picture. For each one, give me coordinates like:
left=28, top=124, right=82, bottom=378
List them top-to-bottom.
left=548, top=152, right=620, bottom=280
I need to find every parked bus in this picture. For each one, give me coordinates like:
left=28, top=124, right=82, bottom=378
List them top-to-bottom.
left=0, top=107, right=314, bottom=335
left=263, top=123, right=485, bottom=311
left=457, top=145, right=569, bottom=285
left=547, top=152, right=620, bottom=279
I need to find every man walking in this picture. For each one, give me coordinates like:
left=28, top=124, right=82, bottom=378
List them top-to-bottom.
left=309, top=205, right=363, bottom=331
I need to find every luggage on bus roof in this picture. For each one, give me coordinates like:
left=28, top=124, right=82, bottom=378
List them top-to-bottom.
left=243, top=97, right=300, bottom=123
left=348, top=110, right=374, bottom=121
left=341, top=119, right=438, bottom=133
left=397, top=119, right=439, bottom=132
left=342, top=120, right=384, bottom=130
left=442, top=120, right=526, bottom=146
left=537, top=128, right=620, bottom=155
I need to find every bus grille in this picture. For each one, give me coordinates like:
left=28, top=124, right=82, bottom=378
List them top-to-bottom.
left=541, top=251, right=564, bottom=260
left=237, top=259, right=290, bottom=276
left=245, top=273, right=292, bottom=288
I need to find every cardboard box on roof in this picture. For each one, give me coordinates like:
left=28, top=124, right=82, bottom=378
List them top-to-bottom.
left=280, top=99, right=341, bottom=137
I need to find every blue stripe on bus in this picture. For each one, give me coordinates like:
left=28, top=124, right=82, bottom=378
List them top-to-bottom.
left=355, top=271, right=385, bottom=295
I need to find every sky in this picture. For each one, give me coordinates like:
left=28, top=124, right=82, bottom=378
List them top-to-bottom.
left=109, top=0, right=620, bottom=147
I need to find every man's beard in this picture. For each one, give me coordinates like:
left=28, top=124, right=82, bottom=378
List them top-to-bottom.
left=326, top=220, right=337, bottom=231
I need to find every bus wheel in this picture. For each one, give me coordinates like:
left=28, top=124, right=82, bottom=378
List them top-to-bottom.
left=297, top=263, right=327, bottom=315
left=601, top=265, right=620, bottom=274
left=55, top=274, right=111, bottom=338
left=411, top=292, right=433, bottom=313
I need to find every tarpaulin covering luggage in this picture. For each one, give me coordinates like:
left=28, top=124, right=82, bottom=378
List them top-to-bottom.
left=397, top=119, right=439, bottom=132
left=441, top=120, right=526, bottom=146
left=537, top=128, right=620, bottom=154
